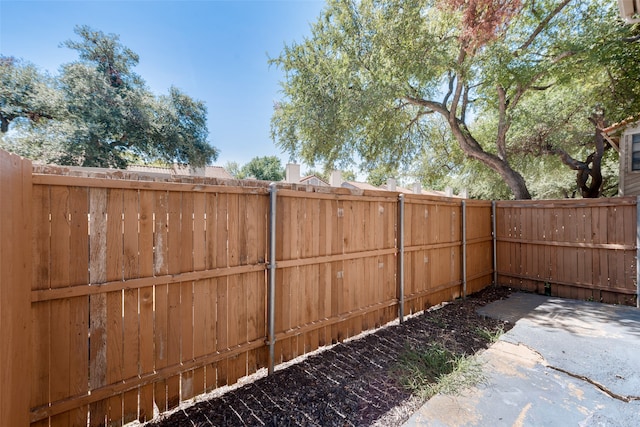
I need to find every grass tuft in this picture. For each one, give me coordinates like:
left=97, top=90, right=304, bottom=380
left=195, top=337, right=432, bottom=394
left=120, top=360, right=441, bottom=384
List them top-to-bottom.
left=474, top=325, right=504, bottom=343
left=395, top=344, right=484, bottom=399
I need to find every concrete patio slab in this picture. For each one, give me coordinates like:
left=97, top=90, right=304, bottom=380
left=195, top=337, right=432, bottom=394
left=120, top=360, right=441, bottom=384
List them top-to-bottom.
left=403, top=293, right=640, bottom=427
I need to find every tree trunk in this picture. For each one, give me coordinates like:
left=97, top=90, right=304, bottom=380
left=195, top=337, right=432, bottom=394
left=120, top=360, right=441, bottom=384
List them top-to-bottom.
left=549, top=112, right=607, bottom=198
left=449, top=117, right=532, bottom=199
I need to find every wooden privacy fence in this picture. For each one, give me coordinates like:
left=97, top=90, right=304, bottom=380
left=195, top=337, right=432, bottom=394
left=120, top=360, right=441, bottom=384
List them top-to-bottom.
left=0, top=148, right=638, bottom=427
left=0, top=151, right=493, bottom=427
left=495, top=198, right=639, bottom=305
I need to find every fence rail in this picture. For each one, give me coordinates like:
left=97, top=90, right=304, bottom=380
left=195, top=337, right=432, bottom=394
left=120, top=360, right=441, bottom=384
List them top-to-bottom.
left=0, top=149, right=637, bottom=426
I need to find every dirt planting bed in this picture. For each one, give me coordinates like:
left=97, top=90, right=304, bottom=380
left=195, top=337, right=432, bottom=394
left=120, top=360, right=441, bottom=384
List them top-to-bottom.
left=145, top=285, right=512, bottom=427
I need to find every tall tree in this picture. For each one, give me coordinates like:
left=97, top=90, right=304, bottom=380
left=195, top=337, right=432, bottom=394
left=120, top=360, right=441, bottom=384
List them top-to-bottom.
left=271, top=0, right=636, bottom=199
left=1, top=26, right=218, bottom=168
left=0, top=56, right=59, bottom=133
left=228, top=156, right=285, bottom=181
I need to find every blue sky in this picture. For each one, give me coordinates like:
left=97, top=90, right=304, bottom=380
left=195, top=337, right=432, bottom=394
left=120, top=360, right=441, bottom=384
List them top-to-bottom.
left=0, top=0, right=326, bottom=168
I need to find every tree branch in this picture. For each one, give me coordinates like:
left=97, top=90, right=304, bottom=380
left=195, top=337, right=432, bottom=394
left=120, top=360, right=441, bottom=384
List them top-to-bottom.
left=514, top=0, right=572, bottom=56
left=623, top=34, right=640, bottom=43
left=449, top=48, right=467, bottom=118
left=443, top=71, right=455, bottom=107
left=461, top=84, right=470, bottom=123
left=496, top=85, right=509, bottom=161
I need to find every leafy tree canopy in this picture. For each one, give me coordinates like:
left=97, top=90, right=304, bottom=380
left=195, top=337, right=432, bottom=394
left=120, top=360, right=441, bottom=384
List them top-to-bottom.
left=271, top=0, right=640, bottom=199
left=1, top=25, right=218, bottom=168
left=226, top=156, right=285, bottom=181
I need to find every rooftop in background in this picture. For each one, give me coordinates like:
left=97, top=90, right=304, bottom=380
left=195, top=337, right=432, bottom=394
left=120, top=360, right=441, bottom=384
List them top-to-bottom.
left=127, top=165, right=233, bottom=180
left=300, top=175, right=330, bottom=187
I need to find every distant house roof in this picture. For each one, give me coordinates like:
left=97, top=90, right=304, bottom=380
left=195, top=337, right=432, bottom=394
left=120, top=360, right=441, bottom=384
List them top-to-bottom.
left=602, top=114, right=640, bottom=152
left=127, top=164, right=233, bottom=179
left=202, top=166, right=234, bottom=179
left=300, top=175, right=330, bottom=186
left=343, top=180, right=463, bottom=197
left=342, top=181, right=381, bottom=191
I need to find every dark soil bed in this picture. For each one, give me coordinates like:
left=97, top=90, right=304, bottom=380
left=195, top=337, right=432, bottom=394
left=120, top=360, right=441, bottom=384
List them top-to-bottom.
left=146, top=285, right=512, bottom=427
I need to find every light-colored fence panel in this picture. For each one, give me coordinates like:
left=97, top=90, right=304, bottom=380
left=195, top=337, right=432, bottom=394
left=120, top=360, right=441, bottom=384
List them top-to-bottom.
left=28, top=172, right=271, bottom=426
left=274, top=189, right=398, bottom=363
left=403, top=195, right=465, bottom=314
left=496, top=198, right=637, bottom=305
left=465, top=200, right=494, bottom=295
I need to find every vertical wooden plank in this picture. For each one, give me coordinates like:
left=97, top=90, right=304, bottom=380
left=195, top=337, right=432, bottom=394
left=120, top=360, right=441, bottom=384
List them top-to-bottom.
left=0, top=152, right=32, bottom=427
left=31, top=184, right=50, bottom=427
left=31, top=185, right=50, bottom=423
left=49, top=185, right=72, bottom=427
left=68, top=187, right=90, bottom=426
left=89, top=188, right=108, bottom=427
left=106, top=189, right=124, bottom=425
left=122, top=190, right=140, bottom=423
left=138, top=190, right=154, bottom=422
left=153, top=190, right=169, bottom=414
left=166, top=191, right=182, bottom=410
left=179, top=192, right=195, bottom=402
left=191, top=192, right=206, bottom=396
left=193, top=193, right=206, bottom=272
left=204, top=193, right=218, bottom=391
left=205, top=193, right=218, bottom=273
left=215, top=193, right=229, bottom=385
left=228, top=193, right=240, bottom=267
left=230, top=193, right=248, bottom=381
left=245, top=195, right=266, bottom=371
left=278, top=196, right=293, bottom=360
left=316, top=198, right=329, bottom=345
left=331, top=199, right=343, bottom=343
left=495, top=202, right=506, bottom=285
left=623, top=203, right=637, bottom=297
left=523, top=204, right=534, bottom=284
left=599, top=205, right=609, bottom=297
left=607, top=206, right=619, bottom=296
left=542, top=207, right=552, bottom=282
left=546, top=207, right=556, bottom=293
left=566, top=207, right=578, bottom=298
left=576, top=207, right=587, bottom=300
left=193, top=279, right=214, bottom=392
left=154, top=281, right=168, bottom=413
left=166, top=282, right=181, bottom=409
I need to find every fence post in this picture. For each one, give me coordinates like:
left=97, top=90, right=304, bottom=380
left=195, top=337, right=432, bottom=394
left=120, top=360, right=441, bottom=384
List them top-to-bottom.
left=0, top=150, right=32, bottom=426
left=267, top=183, right=278, bottom=374
left=397, top=194, right=405, bottom=323
left=636, top=196, right=639, bottom=308
left=461, top=200, right=467, bottom=298
left=492, top=201, right=497, bottom=286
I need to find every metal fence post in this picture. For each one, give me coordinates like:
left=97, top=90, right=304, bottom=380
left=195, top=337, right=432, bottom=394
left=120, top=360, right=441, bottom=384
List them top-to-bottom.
left=267, top=183, right=278, bottom=374
left=398, top=194, right=405, bottom=323
left=461, top=200, right=467, bottom=298
left=492, top=200, right=497, bottom=286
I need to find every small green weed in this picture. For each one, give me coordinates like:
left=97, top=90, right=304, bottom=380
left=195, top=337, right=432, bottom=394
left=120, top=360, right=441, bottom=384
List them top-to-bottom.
left=427, top=314, right=446, bottom=328
left=475, top=325, right=504, bottom=343
left=395, top=344, right=484, bottom=399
